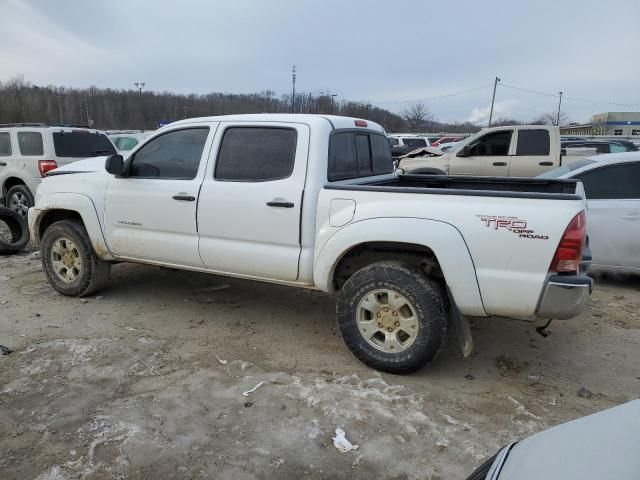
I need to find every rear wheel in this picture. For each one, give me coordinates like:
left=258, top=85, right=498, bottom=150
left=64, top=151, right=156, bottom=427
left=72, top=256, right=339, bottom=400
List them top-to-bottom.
left=6, top=184, right=34, bottom=218
left=0, top=206, right=29, bottom=255
left=41, top=220, right=111, bottom=297
left=336, top=261, right=448, bottom=374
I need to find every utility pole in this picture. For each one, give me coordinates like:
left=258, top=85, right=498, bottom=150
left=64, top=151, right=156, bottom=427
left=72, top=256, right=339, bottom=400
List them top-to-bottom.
left=291, top=65, right=296, bottom=113
left=487, top=76, right=500, bottom=127
left=134, top=82, right=145, bottom=96
left=56, top=91, right=63, bottom=125
left=556, top=91, right=563, bottom=126
left=84, top=94, right=91, bottom=127
left=331, top=94, right=338, bottom=114
left=183, top=106, right=188, bottom=119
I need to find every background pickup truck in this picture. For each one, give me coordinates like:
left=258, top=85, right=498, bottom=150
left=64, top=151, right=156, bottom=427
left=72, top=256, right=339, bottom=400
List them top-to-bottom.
left=29, top=114, right=592, bottom=374
left=399, top=125, right=593, bottom=177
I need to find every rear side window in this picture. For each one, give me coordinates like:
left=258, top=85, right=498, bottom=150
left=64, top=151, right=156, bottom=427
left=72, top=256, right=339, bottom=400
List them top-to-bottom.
left=215, top=127, right=297, bottom=182
left=130, top=128, right=209, bottom=179
left=516, top=130, right=550, bottom=156
left=328, top=131, right=392, bottom=181
left=17, top=132, right=44, bottom=156
left=53, top=132, right=116, bottom=158
left=0, top=133, right=11, bottom=156
left=388, top=137, right=399, bottom=146
left=402, top=137, right=427, bottom=148
left=610, top=144, right=629, bottom=153
left=576, top=163, right=640, bottom=199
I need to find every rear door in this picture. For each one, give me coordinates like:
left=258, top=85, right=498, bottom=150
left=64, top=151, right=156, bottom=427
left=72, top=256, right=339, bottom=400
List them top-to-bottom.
left=197, top=123, right=309, bottom=281
left=509, top=128, right=553, bottom=177
left=449, top=129, right=513, bottom=176
left=575, top=162, right=640, bottom=269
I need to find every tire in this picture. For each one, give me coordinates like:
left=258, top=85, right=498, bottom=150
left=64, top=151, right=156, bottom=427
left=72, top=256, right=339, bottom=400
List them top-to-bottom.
left=6, top=184, right=34, bottom=218
left=0, top=206, right=30, bottom=255
left=41, top=219, right=111, bottom=297
left=336, top=261, right=448, bottom=374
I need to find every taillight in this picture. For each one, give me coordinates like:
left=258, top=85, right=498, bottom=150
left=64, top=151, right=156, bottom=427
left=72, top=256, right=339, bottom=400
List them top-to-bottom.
left=354, top=120, right=368, bottom=127
left=38, top=160, right=58, bottom=177
left=549, top=211, right=586, bottom=274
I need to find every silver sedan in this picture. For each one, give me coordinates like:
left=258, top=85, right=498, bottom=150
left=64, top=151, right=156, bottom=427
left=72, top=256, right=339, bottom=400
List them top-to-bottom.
left=539, top=152, right=640, bottom=272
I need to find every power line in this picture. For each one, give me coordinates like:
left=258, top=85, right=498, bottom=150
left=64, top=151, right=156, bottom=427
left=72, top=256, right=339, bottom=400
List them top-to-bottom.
left=501, top=82, right=640, bottom=108
left=373, top=84, right=492, bottom=105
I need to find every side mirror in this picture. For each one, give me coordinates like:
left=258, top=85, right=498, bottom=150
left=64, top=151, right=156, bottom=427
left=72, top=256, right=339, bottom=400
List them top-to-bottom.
left=457, top=145, right=470, bottom=157
left=105, top=154, right=125, bottom=176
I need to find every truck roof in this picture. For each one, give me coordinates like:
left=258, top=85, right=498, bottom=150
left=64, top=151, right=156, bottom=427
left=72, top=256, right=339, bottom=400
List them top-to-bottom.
left=167, top=114, right=385, bottom=133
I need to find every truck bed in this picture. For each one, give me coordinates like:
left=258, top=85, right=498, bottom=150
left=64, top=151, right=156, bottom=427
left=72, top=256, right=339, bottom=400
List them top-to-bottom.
left=325, top=174, right=581, bottom=200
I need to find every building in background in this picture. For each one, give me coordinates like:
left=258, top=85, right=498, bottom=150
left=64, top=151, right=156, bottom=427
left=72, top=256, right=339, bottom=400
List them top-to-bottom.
left=561, top=112, right=640, bottom=137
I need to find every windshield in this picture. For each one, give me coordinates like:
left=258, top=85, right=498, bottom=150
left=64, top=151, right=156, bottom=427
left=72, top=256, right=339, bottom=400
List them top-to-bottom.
left=53, top=131, right=117, bottom=158
left=538, top=159, right=596, bottom=178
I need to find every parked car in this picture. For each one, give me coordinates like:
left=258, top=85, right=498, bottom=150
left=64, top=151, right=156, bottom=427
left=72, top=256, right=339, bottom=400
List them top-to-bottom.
left=30, top=114, right=591, bottom=373
left=0, top=123, right=116, bottom=216
left=399, top=125, right=594, bottom=177
left=107, top=131, right=153, bottom=154
left=389, top=134, right=433, bottom=158
left=431, top=136, right=462, bottom=147
left=561, top=139, right=638, bottom=154
left=438, top=141, right=460, bottom=152
left=539, top=151, right=640, bottom=272
left=466, top=399, right=640, bottom=479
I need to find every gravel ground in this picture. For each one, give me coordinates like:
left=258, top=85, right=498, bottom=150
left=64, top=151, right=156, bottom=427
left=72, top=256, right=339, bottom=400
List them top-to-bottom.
left=1, top=249, right=639, bottom=479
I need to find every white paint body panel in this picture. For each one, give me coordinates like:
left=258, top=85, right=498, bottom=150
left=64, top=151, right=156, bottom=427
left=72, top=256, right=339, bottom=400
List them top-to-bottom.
left=29, top=114, right=586, bottom=320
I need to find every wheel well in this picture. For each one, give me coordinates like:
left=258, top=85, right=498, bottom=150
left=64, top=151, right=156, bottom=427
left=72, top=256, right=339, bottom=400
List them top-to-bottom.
left=2, top=177, right=27, bottom=197
left=38, top=210, right=83, bottom=241
left=333, top=242, right=443, bottom=290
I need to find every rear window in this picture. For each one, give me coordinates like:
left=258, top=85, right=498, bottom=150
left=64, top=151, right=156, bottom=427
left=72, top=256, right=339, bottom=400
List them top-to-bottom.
left=516, top=130, right=550, bottom=156
left=53, top=131, right=116, bottom=158
left=328, top=131, right=392, bottom=181
left=0, top=132, right=11, bottom=156
left=18, top=132, right=44, bottom=156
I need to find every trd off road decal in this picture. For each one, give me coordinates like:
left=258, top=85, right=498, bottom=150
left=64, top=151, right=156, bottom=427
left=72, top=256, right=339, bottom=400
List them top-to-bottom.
left=477, top=215, right=549, bottom=240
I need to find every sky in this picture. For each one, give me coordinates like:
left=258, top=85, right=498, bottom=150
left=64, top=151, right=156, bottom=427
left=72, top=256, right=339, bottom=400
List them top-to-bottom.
left=1, top=0, right=639, bottom=125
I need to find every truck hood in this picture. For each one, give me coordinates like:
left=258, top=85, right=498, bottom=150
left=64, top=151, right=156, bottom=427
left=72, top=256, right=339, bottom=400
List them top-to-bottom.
left=47, top=156, right=109, bottom=175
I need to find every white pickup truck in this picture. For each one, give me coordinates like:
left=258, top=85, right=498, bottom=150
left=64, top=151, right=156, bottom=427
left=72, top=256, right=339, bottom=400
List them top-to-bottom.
left=29, top=114, right=592, bottom=373
left=399, top=125, right=590, bottom=177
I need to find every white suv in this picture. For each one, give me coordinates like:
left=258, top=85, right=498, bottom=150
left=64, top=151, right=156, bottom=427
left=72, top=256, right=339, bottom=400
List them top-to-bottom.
left=0, top=123, right=116, bottom=216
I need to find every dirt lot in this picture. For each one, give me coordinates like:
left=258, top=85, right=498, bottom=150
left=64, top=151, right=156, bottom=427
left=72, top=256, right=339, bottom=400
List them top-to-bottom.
left=1, top=249, right=639, bottom=480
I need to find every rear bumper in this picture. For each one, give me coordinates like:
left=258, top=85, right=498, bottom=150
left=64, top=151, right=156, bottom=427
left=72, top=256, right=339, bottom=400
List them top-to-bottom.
left=535, top=274, right=592, bottom=320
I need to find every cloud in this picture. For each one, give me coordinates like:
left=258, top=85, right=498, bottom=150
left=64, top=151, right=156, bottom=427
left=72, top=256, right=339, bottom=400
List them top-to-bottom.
left=466, top=99, right=534, bottom=125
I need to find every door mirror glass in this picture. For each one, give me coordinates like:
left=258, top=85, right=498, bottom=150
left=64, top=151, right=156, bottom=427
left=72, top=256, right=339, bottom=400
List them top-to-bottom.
left=105, top=154, right=125, bottom=176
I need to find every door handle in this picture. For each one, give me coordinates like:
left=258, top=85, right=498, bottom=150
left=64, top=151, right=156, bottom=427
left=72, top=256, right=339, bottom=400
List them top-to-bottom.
left=0, top=161, right=6, bottom=166
left=539, top=161, right=554, bottom=166
left=492, top=162, right=507, bottom=166
left=172, top=194, right=196, bottom=201
left=266, top=200, right=294, bottom=208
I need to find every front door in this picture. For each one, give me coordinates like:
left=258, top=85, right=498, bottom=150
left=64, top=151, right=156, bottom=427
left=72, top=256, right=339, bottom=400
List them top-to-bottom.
left=197, top=123, right=309, bottom=281
left=103, top=125, right=214, bottom=267
left=449, top=129, right=513, bottom=176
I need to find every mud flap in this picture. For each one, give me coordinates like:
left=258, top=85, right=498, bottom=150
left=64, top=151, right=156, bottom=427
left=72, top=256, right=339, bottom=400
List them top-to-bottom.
left=448, top=289, right=473, bottom=358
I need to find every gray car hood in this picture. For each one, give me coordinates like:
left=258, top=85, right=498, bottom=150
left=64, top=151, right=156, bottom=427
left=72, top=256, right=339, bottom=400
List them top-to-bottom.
left=497, top=399, right=640, bottom=479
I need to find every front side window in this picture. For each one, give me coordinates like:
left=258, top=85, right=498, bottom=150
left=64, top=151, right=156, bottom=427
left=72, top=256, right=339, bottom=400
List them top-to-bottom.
left=215, top=127, right=297, bottom=182
left=129, top=128, right=209, bottom=179
left=516, top=129, right=550, bottom=156
left=467, top=130, right=512, bottom=156
left=0, top=132, right=11, bottom=156
left=17, top=132, right=44, bottom=156
left=576, top=163, right=640, bottom=199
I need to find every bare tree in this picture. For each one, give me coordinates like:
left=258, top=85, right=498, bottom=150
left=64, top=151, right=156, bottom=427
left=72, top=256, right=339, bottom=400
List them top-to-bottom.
left=403, top=101, right=434, bottom=133
left=530, top=111, right=571, bottom=126
left=491, top=117, right=522, bottom=127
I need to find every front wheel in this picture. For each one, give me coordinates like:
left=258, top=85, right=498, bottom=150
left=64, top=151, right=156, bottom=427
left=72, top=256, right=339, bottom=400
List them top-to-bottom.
left=41, top=220, right=111, bottom=297
left=336, top=261, right=448, bottom=374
